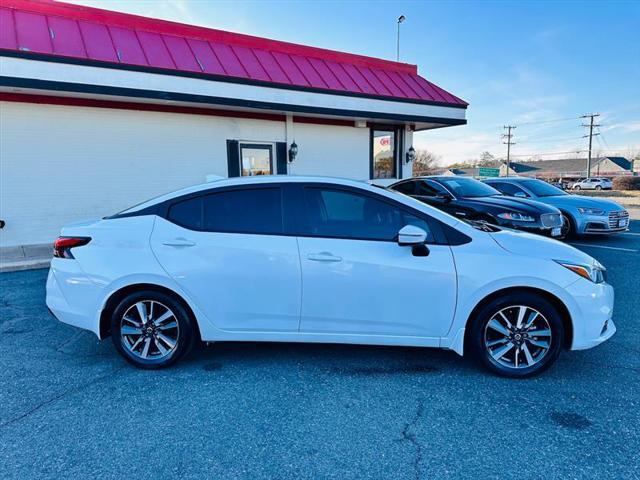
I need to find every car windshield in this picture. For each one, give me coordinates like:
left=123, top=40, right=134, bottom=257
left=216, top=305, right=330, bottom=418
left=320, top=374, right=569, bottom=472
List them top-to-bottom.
left=437, top=177, right=502, bottom=198
left=522, top=180, right=567, bottom=197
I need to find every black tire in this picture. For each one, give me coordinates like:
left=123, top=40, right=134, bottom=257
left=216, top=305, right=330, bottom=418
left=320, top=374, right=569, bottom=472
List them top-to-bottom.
left=574, top=185, right=581, bottom=190
left=595, top=185, right=602, bottom=191
left=560, top=212, right=575, bottom=239
left=110, top=290, right=196, bottom=369
left=468, top=292, right=564, bottom=378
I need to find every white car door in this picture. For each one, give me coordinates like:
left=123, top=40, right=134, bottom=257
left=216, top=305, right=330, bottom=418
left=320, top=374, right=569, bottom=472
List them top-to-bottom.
left=295, top=185, right=457, bottom=338
left=150, top=186, right=301, bottom=332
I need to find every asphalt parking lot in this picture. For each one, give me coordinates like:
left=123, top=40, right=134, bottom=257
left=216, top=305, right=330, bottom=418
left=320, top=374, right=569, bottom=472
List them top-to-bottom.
left=1, top=222, right=639, bottom=479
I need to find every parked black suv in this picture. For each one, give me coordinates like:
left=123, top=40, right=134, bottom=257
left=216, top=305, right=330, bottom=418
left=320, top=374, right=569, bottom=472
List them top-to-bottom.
left=389, top=176, right=564, bottom=237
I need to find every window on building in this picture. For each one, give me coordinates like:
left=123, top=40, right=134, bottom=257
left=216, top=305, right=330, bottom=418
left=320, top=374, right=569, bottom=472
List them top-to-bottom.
left=371, top=129, right=399, bottom=179
left=240, top=144, right=273, bottom=176
left=302, top=187, right=433, bottom=242
left=203, top=188, right=283, bottom=234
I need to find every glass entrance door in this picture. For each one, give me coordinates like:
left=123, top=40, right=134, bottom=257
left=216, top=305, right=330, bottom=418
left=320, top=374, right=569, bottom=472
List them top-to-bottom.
left=240, top=144, right=273, bottom=176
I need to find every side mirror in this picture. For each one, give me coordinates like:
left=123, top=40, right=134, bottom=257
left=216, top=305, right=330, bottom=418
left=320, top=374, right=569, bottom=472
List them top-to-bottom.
left=436, top=193, right=452, bottom=202
left=398, top=225, right=430, bottom=257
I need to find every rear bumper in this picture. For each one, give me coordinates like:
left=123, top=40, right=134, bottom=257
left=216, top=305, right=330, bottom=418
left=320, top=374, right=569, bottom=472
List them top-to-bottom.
left=46, top=261, right=102, bottom=338
left=565, top=279, right=615, bottom=350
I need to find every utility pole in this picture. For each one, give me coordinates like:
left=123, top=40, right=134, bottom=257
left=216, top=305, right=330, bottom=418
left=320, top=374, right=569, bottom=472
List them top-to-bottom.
left=396, top=15, right=405, bottom=61
left=581, top=113, right=600, bottom=178
left=502, top=125, right=516, bottom=177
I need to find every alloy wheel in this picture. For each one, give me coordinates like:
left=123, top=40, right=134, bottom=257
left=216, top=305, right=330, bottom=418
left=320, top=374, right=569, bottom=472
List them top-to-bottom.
left=120, top=300, right=179, bottom=360
left=484, top=305, right=552, bottom=369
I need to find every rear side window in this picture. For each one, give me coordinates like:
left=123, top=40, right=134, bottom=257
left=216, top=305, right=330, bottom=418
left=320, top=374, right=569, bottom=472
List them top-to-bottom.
left=391, top=181, right=415, bottom=195
left=490, top=182, right=529, bottom=197
left=303, top=187, right=434, bottom=242
left=167, top=188, right=283, bottom=234
left=203, top=188, right=282, bottom=234
left=167, top=197, right=203, bottom=230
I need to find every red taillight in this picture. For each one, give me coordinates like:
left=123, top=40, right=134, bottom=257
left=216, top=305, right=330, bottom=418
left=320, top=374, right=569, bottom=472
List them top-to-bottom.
left=53, top=237, right=91, bottom=259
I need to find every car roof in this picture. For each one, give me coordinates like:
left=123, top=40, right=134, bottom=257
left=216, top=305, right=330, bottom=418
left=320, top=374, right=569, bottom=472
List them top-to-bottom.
left=484, top=177, right=535, bottom=182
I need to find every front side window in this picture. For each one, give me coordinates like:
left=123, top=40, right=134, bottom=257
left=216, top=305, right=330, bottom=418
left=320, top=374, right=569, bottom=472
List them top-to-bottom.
left=371, top=129, right=398, bottom=179
left=303, top=187, right=433, bottom=242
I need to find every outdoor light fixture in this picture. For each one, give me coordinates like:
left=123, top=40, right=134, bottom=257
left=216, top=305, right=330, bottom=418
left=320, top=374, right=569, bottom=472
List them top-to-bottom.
left=396, top=15, right=406, bottom=61
left=288, top=141, right=298, bottom=162
left=406, top=146, right=416, bottom=163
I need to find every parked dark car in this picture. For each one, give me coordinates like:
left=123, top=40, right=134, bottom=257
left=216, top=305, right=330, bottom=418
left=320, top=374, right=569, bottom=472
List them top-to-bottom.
left=389, top=176, right=564, bottom=237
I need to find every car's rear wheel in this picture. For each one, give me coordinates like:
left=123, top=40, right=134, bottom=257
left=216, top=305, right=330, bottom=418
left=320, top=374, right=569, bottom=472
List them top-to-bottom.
left=574, top=185, right=581, bottom=190
left=110, top=290, right=196, bottom=369
left=469, top=293, right=564, bottom=378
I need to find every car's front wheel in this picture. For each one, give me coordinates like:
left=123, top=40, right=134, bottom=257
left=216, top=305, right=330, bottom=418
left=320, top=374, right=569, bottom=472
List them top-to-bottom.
left=574, top=185, right=581, bottom=190
left=595, top=185, right=602, bottom=191
left=110, top=290, right=196, bottom=369
left=469, top=292, right=564, bottom=378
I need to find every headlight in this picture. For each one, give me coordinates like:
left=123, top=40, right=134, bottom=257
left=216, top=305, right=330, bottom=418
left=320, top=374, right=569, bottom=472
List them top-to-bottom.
left=578, top=207, right=605, bottom=215
left=497, top=212, right=535, bottom=222
left=555, top=259, right=606, bottom=283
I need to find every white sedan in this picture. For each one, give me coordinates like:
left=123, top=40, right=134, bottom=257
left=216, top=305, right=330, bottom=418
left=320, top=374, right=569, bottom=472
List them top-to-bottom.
left=46, top=176, right=615, bottom=377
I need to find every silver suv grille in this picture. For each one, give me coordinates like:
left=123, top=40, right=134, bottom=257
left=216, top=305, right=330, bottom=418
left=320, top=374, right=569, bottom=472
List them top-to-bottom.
left=608, top=210, right=629, bottom=229
left=541, top=213, right=562, bottom=228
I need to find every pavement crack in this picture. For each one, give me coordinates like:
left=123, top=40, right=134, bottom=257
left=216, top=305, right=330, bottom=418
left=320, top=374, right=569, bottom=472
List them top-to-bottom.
left=0, top=366, right=126, bottom=429
left=400, top=400, right=425, bottom=480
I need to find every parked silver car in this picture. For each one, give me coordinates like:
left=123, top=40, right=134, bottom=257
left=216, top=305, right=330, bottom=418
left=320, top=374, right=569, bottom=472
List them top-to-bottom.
left=484, top=177, right=629, bottom=237
left=571, top=178, right=613, bottom=190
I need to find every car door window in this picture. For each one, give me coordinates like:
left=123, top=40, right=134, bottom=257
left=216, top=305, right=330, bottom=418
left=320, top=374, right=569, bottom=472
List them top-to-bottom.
left=416, top=180, right=448, bottom=197
left=392, top=181, right=416, bottom=195
left=490, top=182, right=529, bottom=197
left=303, top=187, right=433, bottom=242
left=203, top=188, right=283, bottom=234
left=167, top=196, right=203, bottom=230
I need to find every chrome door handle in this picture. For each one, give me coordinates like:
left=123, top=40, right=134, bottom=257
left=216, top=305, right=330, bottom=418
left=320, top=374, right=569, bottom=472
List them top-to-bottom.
left=162, top=238, right=196, bottom=247
left=307, top=252, right=342, bottom=262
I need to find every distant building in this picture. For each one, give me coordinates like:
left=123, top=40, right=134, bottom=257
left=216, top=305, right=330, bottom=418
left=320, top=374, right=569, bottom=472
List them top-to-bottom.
left=421, top=157, right=634, bottom=180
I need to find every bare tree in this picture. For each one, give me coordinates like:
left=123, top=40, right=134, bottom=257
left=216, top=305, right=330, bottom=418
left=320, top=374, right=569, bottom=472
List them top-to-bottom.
left=412, top=149, right=440, bottom=176
left=477, top=151, right=496, bottom=166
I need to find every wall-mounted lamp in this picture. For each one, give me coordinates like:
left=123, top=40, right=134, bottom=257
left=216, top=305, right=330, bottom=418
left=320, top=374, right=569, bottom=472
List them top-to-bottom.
left=288, top=141, right=298, bottom=162
left=406, top=146, right=416, bottom=164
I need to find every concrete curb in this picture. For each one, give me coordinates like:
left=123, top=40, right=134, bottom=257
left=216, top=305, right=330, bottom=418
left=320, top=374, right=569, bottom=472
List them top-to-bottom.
left=0, top=243, right=52, bottom=273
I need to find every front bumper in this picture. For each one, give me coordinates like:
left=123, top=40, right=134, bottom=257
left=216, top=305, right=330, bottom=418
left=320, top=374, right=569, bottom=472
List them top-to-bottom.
left=576, top=210, right=629, bottom=234
left=497, top=220, right=563, bottom=238
left=565, top=279, right=616, bottom=350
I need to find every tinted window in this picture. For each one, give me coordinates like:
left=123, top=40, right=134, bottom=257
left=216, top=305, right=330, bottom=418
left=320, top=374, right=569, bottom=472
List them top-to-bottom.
left=438, top=177, right=501, bottom=197
left=416, top=180, right=448, bottom=197
left=521, top=180, right=566, bottom=197
left=392, top=181, right=415, bottom=195
left=490, top=182, right=529, bottom=197
left=303, top=187, right=433, bottom=242
left=203, top=188, right=282, bottom=234
left=168, top=197, right=203, bottom=230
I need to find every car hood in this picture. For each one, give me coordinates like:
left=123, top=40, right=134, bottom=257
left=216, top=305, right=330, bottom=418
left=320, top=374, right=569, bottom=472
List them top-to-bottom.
left=461, top=195, right=559, bottom=214
left=538, top=195, right=624, bottom=211
left=489, top=227, right=594, bottom=264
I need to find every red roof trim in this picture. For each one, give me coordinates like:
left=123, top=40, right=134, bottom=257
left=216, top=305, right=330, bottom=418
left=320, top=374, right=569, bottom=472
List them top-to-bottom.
left=0, top=0, right=468, bottom=107
left=2, top=0, right=417, bottom=74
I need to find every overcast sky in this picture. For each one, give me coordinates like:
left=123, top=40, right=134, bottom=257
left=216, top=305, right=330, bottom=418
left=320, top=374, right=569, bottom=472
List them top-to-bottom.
left=68, top=0, right=640, bottom=165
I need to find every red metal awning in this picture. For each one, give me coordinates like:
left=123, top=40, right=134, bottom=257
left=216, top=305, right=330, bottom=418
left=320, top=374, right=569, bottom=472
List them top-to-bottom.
left=0, top=0, right=467, bottom=109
